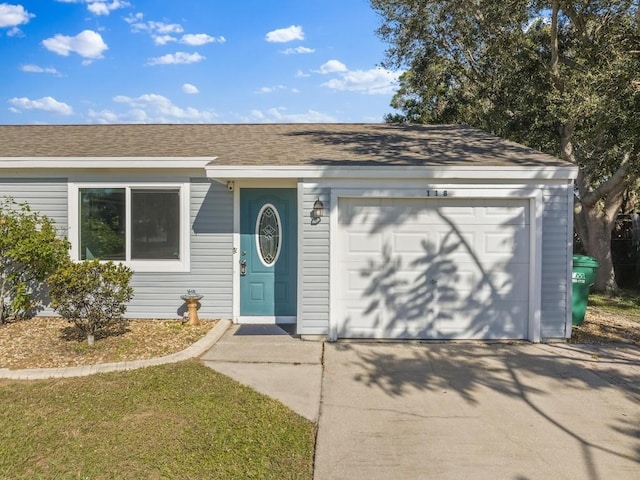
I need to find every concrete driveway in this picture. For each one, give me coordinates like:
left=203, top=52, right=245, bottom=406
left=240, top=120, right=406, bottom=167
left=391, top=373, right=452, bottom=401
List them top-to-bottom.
left=314, top=342, right=640, bottom=480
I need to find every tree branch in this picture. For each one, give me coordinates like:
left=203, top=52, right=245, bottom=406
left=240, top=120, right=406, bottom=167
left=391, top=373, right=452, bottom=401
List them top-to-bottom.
left=549, top=1, right=563, bottom=93
left=581, top=153, right=631, bottom=208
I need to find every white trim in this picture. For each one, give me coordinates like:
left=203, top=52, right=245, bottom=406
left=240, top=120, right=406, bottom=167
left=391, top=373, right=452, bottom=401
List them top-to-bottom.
left=0, top=157, right=215, bottom=169
left=207, top=165, right=578, bottom=181
left=296, top=181, right=305, bottom=336
left=565, top=181, right=575, bottom=338
left=68, top=182, right=191, bottom=273
left=328, top=185, right=545, bottom=342
left=232, top=187, right=241, bottom=323
left=329, top=188, right=339, bottom=342
left=528, top=191, right=543, bottom=342
left=255, top=203, right=283, bottom=267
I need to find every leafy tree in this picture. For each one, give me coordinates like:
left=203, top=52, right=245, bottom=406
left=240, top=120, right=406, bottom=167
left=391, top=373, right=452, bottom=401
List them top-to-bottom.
left=371, top=0, right=640, bottom=291
left=0, top=197, right=70, bottom=324
left=48, top=259, right=134, bottom=346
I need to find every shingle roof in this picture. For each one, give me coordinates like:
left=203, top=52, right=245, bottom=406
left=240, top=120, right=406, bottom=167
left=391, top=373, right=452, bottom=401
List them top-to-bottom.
left=0, top=123, right=570, bottom=167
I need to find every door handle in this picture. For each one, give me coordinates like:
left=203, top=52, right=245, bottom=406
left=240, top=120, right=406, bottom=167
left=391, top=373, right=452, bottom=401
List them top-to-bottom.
left=240, top=260, right=247, bottom=276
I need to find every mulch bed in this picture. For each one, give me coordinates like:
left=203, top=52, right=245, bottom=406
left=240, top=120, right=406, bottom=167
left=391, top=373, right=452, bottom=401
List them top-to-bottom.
left=0, top=317, right=215, bottom=370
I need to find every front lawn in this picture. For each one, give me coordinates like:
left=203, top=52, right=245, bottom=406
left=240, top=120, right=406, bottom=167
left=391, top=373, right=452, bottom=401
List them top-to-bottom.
left=0, top=360, right=315, bottom=480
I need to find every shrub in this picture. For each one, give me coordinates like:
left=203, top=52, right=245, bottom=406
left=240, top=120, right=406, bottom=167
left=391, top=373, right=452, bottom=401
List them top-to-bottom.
left=0, top=197, right=70, bottom=324
left=48, top=259, right=134, bottom=346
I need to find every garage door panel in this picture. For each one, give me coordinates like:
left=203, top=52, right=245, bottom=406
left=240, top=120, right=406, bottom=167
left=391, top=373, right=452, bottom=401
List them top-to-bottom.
left=336, top=197, right=530, bottom=340
left=347, top=232, right=382, bottom=253
left=435, top=268, right=529, bottom=301
left=436, top=303, right=528, bottom=336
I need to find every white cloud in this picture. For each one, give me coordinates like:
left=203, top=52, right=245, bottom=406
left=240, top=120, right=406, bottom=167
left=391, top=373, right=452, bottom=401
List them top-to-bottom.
left=55, top=0, right=129, bottom=16
left=87, top=0, right=129, bottom=16
left=0, top=3, right=34, bottom=28
left=125, top=13, right=183, bottom=34
left=126, top=13, right=224, bottom=48
left=265, top=25, right=304, bottom=43
left=42, top=30, right=108, bottom=59
left=180, top=33, right=225, bottom=46
left=153, top=35, right=176, bottom=45
left=281, top=46, right=315, bottom=55
left=147, top=51, right=204, bottom=65
left=318, top=59, right=348, bottom=74
left=21, top=64, right=61, bottom=75
left=322, top=67, right=402, bottom=95
left=295, top=70, right=310, bottom=78
left=182, top=83, right=199, bottom=94
left=255, top=85, right=286, bottom=94
left=87, top=93, right=216, bottom=123
left=9, top=96, right=73, bottom=115
left=246, top=107, right=336, bottom=123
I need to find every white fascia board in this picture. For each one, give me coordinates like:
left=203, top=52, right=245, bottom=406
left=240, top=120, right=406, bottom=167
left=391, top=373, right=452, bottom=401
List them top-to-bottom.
left=0, top=157, right=216, bottom=169
left=206, top=164, right=579, bottom=181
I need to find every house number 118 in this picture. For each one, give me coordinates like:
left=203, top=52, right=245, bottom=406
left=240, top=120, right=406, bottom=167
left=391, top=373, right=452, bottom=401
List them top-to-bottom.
left=427, top=190, right=448, bottom=197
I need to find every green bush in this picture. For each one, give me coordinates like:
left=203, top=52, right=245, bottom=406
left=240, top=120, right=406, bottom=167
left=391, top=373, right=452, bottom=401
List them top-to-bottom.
left=0, top=197, right=70, bottom=324
left=48, top=259, right=134, bottom=346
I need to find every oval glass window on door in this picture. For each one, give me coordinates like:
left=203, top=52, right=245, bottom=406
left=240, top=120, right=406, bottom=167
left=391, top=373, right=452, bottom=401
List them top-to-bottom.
left=256, top=204, right=282, bottom=266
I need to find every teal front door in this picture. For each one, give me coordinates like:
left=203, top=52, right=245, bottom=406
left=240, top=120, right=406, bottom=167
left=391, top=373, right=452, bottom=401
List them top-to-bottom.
left=240, top=188, right=297, bottom=317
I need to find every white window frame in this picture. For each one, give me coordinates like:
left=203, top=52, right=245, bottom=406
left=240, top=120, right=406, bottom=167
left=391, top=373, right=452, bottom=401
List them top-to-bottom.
left=68, top=182, right=191, bottom=272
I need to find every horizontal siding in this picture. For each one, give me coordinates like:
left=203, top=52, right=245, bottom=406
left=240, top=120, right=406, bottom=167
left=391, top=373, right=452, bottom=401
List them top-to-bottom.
left=0, top=178, right=68, bottom=234
left=0, top=179, right=69, bottom=316
left=125, top=180, right=233, bottom=319
left=298, top=186, right=330, bottom=335
left=540, top=186, right=572, bottom=339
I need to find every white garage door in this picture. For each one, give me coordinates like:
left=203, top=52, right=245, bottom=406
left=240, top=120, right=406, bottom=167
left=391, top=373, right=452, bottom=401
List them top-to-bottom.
left=336, top=197, right=530, bottom=339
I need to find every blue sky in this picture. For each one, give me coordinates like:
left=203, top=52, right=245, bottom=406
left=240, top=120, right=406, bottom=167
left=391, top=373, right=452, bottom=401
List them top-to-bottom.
left=0, top=0, right=402, bottom=124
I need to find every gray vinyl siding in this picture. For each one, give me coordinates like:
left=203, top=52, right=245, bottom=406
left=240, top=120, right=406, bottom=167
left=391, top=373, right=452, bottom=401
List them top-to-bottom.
left=0, top=178, right=68, bottom=235
left=0, top=178, right=68, bottom=317
left=126, top=179, right=233, bottom=319
left=540, top=184, right=572, bottom=339
left=298, top=185, right=330, bottom=335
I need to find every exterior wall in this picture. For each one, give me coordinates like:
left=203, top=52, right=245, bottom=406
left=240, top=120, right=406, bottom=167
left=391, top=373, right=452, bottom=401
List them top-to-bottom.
left=0, top=173, right=574, bottom=338
left=0, top=175, right=233, bottom=320
left=0, top=177, right=68, bottom=235
left=0, top=177, right=69, bottom=317
left=127, top=179, right=233, bottom=319
left=297, top=179, right=574, bottom=340
left=540, top=184, right=573, bottom=338
left=297, top=185, right=331, bottom=335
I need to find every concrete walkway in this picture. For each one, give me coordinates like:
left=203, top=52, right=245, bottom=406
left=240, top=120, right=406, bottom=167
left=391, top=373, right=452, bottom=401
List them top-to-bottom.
left=201, top=324, right=324, bottom=422
left=314, top=341, right=640, bottom=480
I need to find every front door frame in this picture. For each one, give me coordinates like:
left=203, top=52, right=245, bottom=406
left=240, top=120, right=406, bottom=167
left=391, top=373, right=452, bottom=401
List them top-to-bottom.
left=232, top=180, right=298, bottom=324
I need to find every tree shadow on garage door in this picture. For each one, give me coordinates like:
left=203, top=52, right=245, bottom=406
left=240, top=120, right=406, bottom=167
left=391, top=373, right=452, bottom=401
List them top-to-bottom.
left=338, top=201, right=529, bottom=340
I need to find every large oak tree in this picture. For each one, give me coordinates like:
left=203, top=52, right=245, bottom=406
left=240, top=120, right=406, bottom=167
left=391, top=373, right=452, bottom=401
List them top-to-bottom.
left=372, top=0, right=640, bottom=291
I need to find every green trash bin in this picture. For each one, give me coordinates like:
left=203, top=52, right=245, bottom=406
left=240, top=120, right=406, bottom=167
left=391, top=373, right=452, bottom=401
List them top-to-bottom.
left=572, top=255, right=600, bottom=325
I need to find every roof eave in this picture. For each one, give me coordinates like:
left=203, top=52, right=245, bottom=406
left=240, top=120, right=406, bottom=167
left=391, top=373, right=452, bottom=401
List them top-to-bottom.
left=0, top=157, right=216, bottom=169
left=205, top=164, right=579, bottom=182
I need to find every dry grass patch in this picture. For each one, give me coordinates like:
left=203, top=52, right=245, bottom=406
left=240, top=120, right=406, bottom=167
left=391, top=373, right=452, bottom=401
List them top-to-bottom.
left=570, top=290, right=640, bottom=346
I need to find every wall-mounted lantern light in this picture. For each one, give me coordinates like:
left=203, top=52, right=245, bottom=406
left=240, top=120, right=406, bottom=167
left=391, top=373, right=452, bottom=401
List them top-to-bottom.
left=313, top=198, right=324, bottom=221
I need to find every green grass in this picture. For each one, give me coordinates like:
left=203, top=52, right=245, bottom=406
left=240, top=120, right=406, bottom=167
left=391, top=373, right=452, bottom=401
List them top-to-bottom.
left=589, top=289, right=640, bottom=319
left=0, top=361, right=315, bottom=480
